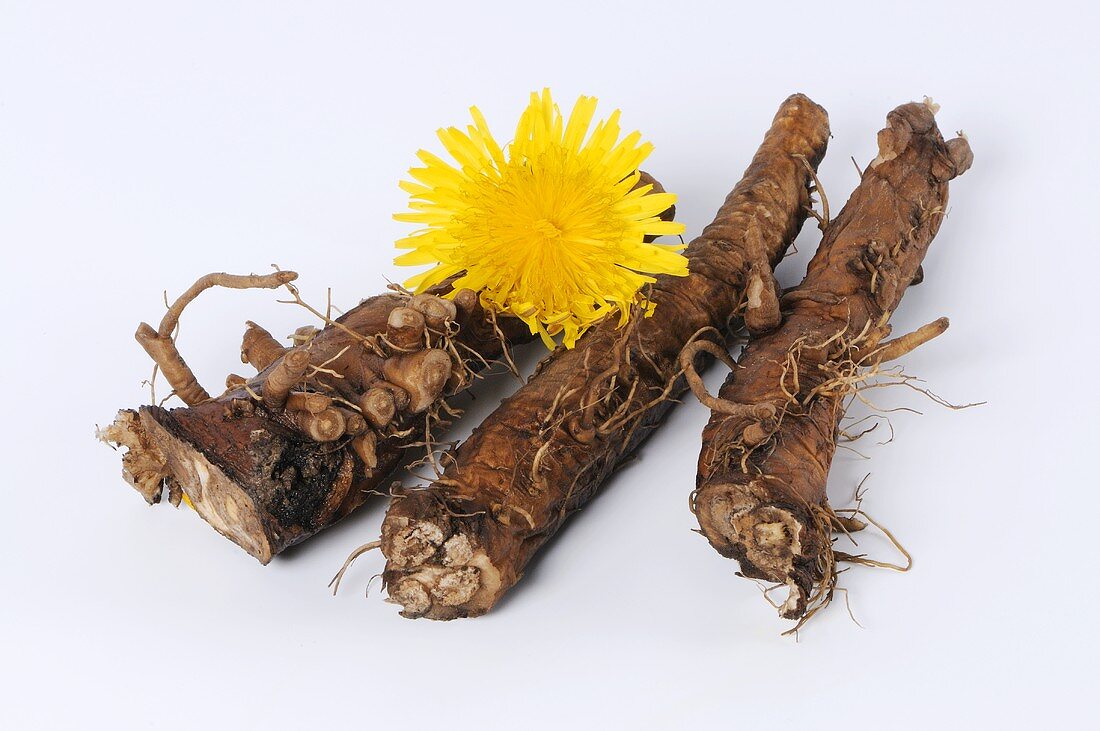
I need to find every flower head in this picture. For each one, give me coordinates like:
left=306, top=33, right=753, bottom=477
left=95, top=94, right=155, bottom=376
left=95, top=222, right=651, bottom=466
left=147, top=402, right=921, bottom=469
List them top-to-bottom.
left=394, top=89, right=687, bottom=348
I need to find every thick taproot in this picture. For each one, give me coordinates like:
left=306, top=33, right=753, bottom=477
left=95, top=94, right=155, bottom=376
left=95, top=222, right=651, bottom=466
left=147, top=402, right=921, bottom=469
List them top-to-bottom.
left=693, top=100, right=972, bottom=620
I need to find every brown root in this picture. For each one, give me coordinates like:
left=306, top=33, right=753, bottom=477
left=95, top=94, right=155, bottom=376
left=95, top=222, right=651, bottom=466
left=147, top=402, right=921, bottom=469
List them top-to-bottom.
left=379, top=94, right=832, bottom=619
left=693, top=100, right=971, bottom=630
left=794, top=152, right=829, bottom=230
left=105, top=177, right=670, bottom=562
left=744, top=264, right=782, bottom=335
left=136, top=271, right=299, bottom=406
left=162, top=271, right=298, bottom=338
left=452, top=288, right=479, bottom=320
left=410, top=294, right=457, bottom=330
left=385, top=307, right=426, bottom=351
left=866, top=317, right=949, bottom=364
left=241, top=321, right=286, bottom=371
left=135, top=322, right=210, bottom=406
left=290, top=325, right=319, bottom=346
left=678, top=339, right=776, bottom=420
left=261, top=348, right=311, bottom=409
left=382, top=349, right=452, bottom=413
left=359, top=387, right=397, bottom=428
left=285, top=391, right=333, bottom=414
left=293, top=406, right=347, bottom=442
left=342, top=409, right=367, bottom=436
left=97, top=410, right=170, bottom=504
left=351, top=432, right=378, bottom=469
left=694, top=478, right=827, bottom=619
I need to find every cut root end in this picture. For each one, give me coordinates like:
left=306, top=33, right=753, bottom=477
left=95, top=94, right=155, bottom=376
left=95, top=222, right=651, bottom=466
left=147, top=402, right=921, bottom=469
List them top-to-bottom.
left=102, top=407, right=276, bottom=563
left=696, top=478, right=913, bottom=633
left=695, top=480, right=818, bottom=620
left=380, top=509, right=502, bottom=619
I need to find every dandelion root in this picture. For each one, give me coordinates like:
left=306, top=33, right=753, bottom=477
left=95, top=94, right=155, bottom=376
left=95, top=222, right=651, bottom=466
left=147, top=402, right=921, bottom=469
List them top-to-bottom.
left=691, top=99, right=972, bottom=624
left=102, top=176, right=672, bottom=564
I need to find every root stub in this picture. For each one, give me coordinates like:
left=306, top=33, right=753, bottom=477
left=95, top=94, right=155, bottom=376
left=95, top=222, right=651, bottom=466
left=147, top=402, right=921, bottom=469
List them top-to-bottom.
left=379, top=93, right=832, bottom=618
left=386, top=307, right=425, bottom=351
left=241, top=321, right=286, bottom=371
left=262, top=348, right=311, bottom=409
left=383, top=349, right=452, bottom=413
left=360, top=388, right=396, bottom=428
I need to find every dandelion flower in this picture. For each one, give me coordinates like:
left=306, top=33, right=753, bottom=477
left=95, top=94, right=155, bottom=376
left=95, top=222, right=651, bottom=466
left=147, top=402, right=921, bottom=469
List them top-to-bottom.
left=394, top=89, right=687, bottom=348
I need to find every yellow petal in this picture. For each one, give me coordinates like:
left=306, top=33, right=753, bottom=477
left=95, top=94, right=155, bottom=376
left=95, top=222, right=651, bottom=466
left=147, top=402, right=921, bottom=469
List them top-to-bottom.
left=393, top=89, right=690, bottom=349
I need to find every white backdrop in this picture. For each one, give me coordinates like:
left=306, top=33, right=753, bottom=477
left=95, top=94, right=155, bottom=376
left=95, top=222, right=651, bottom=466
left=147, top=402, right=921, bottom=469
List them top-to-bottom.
left=2, top=1, right=1095, bottom=727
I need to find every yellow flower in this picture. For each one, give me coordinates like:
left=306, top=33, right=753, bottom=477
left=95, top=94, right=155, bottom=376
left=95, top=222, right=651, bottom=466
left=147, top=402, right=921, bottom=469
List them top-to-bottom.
left=394, top=89, right=687, bottom=348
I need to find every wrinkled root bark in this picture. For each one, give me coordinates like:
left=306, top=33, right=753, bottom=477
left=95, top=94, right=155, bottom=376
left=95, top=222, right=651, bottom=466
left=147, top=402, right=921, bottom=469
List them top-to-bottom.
left=379, top=94, right=831, bottom=618
left=692, top=99, right=972, bottom=625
